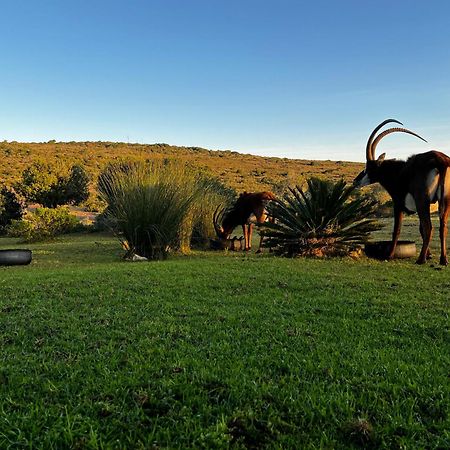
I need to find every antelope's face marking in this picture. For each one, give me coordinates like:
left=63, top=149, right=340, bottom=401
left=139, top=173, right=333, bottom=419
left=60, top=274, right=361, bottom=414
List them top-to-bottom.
left=354, top=158, right=385, bottom=187
left=353, top=169, right=371, bottom=187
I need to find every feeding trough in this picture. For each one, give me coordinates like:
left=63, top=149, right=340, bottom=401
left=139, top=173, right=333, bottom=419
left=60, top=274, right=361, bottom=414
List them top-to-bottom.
left=210, top=236, right=244, bottom=251
left=364, top=240, right=416, bottom=260
left=0, top=249, right=32, bottom=266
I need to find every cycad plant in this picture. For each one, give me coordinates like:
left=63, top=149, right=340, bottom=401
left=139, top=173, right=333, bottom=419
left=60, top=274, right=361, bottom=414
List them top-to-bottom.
left=260, top=178, right=381, bottom=257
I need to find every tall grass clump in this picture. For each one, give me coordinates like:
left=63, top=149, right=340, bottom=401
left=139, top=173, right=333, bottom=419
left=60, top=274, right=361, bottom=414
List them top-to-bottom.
left=98, top=160, right=231, bottom=259
left=260, top=178, right=381, bottom=257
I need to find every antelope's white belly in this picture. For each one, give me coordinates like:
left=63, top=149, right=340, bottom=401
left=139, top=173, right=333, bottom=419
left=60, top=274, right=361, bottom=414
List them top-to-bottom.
left=404, top=169, right=440, bottom=213
left=404, top=193, right=417, bottom=213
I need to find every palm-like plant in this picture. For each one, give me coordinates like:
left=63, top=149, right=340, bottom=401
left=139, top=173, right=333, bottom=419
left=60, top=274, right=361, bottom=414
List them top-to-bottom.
left=259, top=178, right=381, bottom=257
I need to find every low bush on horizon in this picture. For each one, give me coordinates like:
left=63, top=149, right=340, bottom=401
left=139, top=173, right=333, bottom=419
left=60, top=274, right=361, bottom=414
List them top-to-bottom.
left=98, top=160, right=232, bottom=259
left=260, top=178, right=382, bottom=257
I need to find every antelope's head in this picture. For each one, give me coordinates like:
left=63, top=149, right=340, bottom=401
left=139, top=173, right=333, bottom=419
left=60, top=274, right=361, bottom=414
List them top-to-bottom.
left=353, top=119, right=427, bottom=187
left=213, top=205, right=228, bottom=241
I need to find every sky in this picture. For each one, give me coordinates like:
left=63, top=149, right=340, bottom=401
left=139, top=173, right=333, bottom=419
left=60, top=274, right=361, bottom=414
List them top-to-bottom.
left=2, top=0, right=450, bottom=162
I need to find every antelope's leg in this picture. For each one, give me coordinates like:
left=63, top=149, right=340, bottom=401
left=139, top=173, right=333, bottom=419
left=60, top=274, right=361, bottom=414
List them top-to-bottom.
left=416, top=202, right=432, bottom=265
left=439, top=203, right=449, bottom=265
left=389, top=206, right=403, bottom=259
left=247, top=223, right=253, bottom=250
left=419, top=223, right=432, bottom=259
left=242, top=224, right=249, bottom=251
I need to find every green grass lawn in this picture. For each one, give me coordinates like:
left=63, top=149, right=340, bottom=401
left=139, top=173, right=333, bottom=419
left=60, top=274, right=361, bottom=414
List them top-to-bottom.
left=0, top=227, right=449, bottom=449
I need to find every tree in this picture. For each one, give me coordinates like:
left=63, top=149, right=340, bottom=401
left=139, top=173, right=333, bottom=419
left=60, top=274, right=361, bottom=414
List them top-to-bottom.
left=16, top=162, right=90, bottom=208
left=64, top=165, right=90, bottom=206
left=0, top=187, right=25, bottom=234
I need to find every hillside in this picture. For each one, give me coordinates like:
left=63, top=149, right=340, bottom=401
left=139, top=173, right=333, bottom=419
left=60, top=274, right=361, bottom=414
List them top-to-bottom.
left=0, top=140, right=364, bottom=194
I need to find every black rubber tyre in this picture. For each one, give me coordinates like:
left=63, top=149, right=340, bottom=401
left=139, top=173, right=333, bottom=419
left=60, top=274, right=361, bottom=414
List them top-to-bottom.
left=364, top=241, right=416, bottom=260
left=0, top=249, right=32, bottom=266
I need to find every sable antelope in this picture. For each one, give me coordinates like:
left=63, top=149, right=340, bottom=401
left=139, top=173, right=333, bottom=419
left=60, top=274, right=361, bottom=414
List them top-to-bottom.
left=354, top=119, right=450, bottom=265
left=213, top=191, right=276, bottom=252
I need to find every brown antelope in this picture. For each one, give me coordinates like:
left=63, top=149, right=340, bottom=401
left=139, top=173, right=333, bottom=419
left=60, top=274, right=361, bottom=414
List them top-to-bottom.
left=354, top=119, right=450, bottom=265
left=213, top=191, right=276, bottom=252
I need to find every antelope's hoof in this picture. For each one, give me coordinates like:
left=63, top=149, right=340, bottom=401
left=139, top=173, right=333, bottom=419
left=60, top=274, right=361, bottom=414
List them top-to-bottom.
left=256, top=249, right=262, bottom=254
left=439, top=257, right=448, bottom=266
left=415, top=258, right=427, bottom=265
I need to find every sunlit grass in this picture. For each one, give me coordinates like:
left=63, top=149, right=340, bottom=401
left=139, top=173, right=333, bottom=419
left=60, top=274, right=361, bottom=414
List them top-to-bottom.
left=0, top=228, right=448, bottom=449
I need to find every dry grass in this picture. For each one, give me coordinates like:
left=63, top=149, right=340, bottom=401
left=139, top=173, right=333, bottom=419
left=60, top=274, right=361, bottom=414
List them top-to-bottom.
left=0, top=141, right=364, bottom=194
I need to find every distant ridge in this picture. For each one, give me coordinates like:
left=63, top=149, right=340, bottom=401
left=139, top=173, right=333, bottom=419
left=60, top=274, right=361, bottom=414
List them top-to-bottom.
left=0, top=140, right=363, bottom=193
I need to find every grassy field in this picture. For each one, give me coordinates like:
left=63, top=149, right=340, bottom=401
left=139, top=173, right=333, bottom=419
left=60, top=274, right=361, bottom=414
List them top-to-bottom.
left=0, top=225, right=449, bottom=449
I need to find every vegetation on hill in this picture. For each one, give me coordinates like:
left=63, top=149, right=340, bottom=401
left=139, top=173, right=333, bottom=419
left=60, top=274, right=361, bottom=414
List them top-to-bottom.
left=0, top=140, right=364, bottom=194
left=15, top=162, right=90, bottom=208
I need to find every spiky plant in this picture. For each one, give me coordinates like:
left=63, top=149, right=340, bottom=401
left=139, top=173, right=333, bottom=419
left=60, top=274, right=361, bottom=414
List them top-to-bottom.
left=98, top=160, right=231, bottom=259
left=259, top=178, right=381, bottom=257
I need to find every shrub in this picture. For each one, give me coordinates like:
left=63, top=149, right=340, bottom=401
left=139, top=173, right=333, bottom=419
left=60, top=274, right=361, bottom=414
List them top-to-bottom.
left=98, top=160, right=232, bottom=258
left=15, top=162, right=90, bottom=207
left=64, top=165, right=90, bottom=205
left=260, top=178, right=381, bottom=257
left=0, top=187, right=25, bottom=234
left=7, top=206, right=79, bottom=242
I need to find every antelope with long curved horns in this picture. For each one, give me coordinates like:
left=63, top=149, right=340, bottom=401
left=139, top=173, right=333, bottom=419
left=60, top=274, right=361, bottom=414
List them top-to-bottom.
left=354, top=119, right=450, bottom=265
left=213, top=191, right=276, bottom=252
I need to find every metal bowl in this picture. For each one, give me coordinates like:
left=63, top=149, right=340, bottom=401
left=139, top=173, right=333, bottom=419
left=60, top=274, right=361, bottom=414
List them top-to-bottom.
left=364, top=240, right=416, bottom=260
left=0, top=249, right=32, bottom=266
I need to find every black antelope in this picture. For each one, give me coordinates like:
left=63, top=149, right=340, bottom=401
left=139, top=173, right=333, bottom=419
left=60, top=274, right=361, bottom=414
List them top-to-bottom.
left=354, top=119, right=450, bottom=265
left=213, top=191, right=276, bottom=252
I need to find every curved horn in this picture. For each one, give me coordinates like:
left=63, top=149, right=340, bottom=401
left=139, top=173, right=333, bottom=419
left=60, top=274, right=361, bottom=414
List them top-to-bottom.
left=366, top=119, right=403, bottom=161
left=371, top=127, right=428, bottom=159
left=213, top=204, right=224, bottom=237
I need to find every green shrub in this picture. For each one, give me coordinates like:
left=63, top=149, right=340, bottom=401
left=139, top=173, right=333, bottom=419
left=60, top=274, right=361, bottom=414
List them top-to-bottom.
left=98, top=160, right=231, bottom=259
left=15, top=162, right=90, bottom=207
left=260, top=178, right=381, bottom=257
left=0, top=187, right=25, bottom=234
left=7, top=206, right=79, bottom=242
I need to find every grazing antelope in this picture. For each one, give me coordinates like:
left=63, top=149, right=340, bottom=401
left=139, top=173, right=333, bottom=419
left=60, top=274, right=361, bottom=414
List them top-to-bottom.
left=354, top=119, right=450, bottom=265
left=213, top=191, right=276, bottom=252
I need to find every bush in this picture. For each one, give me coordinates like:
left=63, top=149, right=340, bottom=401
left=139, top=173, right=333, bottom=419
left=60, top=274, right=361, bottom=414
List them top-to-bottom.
left=98, top=160, right=231, bottom=259
left=15, top=162, right=90, bottom=208
left=260, top=178, right=381, bottom=257
left=0, top=187, right=25, bottom=234
left=7, top=206, right=79, bottom=242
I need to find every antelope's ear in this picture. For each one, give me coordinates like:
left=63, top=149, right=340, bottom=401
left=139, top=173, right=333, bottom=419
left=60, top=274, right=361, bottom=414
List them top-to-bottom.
left=377, top=153, right=386, bottom=164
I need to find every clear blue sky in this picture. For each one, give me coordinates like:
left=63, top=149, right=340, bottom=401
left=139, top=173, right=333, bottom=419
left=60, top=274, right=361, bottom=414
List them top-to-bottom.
left=2, top=0, right=450, bottom=162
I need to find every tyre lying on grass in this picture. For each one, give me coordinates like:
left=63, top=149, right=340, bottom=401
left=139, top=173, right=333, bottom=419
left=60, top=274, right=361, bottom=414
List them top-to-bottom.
left=364, top=240, right=416, bottom=260
left=0, top=249, right=32, bottom=266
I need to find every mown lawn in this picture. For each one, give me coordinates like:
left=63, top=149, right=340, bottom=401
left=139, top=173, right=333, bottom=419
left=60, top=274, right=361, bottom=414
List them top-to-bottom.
left=0, top=229, right=449, bottom=449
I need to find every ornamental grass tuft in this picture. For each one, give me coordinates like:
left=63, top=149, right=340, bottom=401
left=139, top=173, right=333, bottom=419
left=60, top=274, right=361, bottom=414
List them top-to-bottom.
left=98, top=160, right=231, bottom=259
